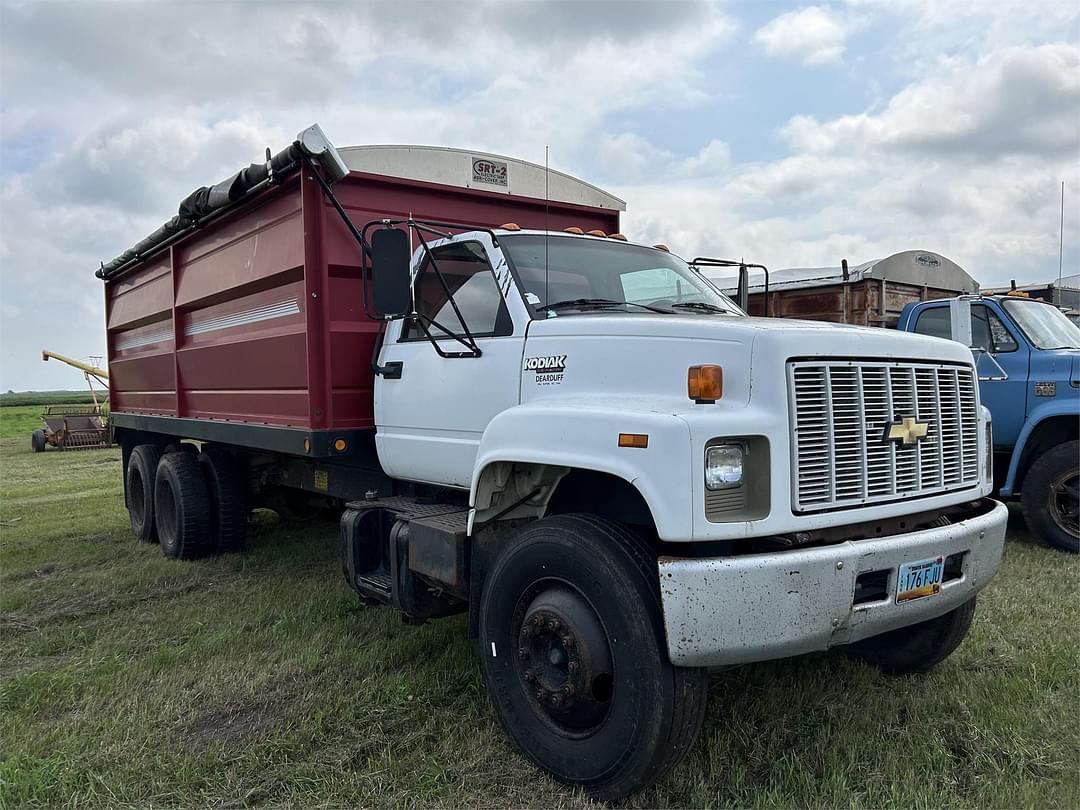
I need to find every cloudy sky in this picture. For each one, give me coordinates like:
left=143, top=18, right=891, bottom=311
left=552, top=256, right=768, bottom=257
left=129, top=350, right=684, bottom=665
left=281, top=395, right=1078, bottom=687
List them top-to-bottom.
left=1, top=0, right=1078, bottom=390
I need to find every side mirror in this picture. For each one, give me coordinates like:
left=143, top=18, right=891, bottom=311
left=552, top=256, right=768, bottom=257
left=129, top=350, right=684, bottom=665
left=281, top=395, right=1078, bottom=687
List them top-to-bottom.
left=371, top=228, right=412, bottom=317
left=737, top=265, right=749, bottom=312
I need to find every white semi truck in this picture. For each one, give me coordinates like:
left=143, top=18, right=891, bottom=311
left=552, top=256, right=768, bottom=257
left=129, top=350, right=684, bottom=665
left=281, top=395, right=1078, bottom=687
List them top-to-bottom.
left=102, top=129, right=1009, bottom=800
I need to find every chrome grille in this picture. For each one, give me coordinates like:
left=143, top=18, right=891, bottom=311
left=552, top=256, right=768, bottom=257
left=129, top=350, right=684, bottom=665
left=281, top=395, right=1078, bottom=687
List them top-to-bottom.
left=789, top=360, right=980, bottom=512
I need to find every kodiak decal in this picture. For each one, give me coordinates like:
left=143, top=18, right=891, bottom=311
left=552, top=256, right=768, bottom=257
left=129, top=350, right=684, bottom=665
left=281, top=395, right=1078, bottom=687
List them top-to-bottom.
left=524, top=354, right=566, bottom=385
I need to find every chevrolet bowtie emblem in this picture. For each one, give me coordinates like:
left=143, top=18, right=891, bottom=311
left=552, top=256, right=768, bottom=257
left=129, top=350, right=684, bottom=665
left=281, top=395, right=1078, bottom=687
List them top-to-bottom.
left=884, top=417, right=929, bottom=446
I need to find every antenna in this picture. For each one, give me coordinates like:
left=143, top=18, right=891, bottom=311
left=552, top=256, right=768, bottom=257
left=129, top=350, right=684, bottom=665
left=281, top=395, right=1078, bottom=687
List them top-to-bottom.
left=545, top=145, right=550, bottom=310
left=1058, top=180, right=1065, bottom=289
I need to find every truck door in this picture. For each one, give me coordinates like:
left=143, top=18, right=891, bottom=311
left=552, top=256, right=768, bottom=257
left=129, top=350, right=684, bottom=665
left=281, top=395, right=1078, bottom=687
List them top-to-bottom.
left=374, top=236, right=525, bottom=488
left=910, top=301, right=1029, bottom=446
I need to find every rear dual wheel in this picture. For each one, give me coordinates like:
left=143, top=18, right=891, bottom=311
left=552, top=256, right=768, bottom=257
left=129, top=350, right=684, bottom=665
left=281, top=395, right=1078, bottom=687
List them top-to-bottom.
left=125, top=443, right=248, bottom=558
left=478, top=514, right=709, bottom=801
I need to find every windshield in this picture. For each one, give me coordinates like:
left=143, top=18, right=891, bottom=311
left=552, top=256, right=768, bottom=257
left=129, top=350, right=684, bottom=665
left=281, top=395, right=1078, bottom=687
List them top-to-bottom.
left=500, top=234, right=742, bottom=316
left=1001, top=298, right=1080, bottom=349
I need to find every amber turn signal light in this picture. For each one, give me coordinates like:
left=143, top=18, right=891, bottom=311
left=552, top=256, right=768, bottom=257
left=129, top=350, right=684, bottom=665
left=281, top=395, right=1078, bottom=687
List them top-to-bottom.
left=688, top=365, right=723, bottom=403
left=618, top=433, right=649, bottom=449
left=334, top=438, right=347, bottom=452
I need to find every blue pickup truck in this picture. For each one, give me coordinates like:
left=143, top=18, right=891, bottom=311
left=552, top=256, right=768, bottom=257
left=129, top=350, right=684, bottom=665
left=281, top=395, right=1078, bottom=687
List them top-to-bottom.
left=703, top=252, right=1079, bottom=554
left=897, top=294, right=1079, bottom=553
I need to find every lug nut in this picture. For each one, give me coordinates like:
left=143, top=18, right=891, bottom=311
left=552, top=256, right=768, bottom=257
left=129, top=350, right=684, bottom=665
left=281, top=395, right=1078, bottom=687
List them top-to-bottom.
left=518, top=647, right=528, bottom=660
left=567, top=661, right=579, bottom=674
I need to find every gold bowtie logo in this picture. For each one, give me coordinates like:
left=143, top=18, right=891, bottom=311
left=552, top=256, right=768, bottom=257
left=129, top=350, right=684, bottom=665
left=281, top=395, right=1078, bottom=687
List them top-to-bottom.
left=884, top=417, right=929, bottom=446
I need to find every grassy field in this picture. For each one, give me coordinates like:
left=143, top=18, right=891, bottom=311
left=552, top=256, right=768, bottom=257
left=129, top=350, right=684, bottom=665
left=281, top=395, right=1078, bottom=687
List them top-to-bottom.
left=1, top=403, right=1078, bottom=808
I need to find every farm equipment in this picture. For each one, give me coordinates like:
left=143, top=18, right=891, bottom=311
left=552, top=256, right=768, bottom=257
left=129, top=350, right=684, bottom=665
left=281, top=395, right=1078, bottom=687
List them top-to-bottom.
left=32, top=351, right=111, bottom=452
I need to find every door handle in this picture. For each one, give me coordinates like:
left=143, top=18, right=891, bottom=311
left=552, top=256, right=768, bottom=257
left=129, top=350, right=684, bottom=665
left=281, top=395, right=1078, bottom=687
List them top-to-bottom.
left=374, top=361, right=403, bottom=379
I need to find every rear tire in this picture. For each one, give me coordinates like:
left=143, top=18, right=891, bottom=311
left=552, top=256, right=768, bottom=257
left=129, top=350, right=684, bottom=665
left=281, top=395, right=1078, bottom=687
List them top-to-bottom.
left=30, top=429, right=46, bottom=453
left=1021, top=441, right=1079, bottom=553
left=126, top=444, right=161, bottom=542
left=198, top=447, right=249, bottom=553
left=155, top=451, right=212, bottom=560
left=478, top=514, right=709, bottom=801
left=843, top=596, right=977, bottom=675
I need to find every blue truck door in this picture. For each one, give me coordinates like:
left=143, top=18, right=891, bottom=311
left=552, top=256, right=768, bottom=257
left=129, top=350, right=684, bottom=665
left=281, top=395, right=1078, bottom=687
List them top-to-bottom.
left=908, top=301, right=1030, bottom=447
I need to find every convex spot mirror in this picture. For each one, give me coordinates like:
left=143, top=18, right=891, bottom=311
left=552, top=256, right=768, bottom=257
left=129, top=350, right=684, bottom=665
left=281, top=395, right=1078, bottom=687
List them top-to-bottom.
left=371, top=228, right=413, bottom=317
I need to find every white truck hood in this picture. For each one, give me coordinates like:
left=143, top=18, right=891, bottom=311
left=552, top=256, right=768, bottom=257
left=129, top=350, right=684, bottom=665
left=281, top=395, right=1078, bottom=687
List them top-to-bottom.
left=527, top=313, right=975, bottom=366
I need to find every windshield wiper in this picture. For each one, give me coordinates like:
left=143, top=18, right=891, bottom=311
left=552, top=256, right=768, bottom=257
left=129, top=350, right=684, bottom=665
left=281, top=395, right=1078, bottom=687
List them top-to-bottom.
left=539, top=298, right=673, bottom=314
left=669, top=301, right=734, bottom=314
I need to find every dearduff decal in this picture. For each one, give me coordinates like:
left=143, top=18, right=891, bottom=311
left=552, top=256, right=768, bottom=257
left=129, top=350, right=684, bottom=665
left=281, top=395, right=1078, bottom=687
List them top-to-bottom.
left=524, top=354, right=566, bottom=385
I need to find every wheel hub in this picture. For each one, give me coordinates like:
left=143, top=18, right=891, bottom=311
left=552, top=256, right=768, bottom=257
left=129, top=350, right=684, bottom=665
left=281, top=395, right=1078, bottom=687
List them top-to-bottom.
left=516, top=585, right=614, bottom=732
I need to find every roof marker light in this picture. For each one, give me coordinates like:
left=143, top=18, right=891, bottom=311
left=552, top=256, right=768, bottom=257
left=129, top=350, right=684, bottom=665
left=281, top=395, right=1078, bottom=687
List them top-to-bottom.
left=499, top=222, right=521, bottom=231
left=564, top=226, right=584, bottom=235
left=586, top=229, right=607, bottom=237
left=609, top=233, right=628, bottom=241
left=653, top=244, right=670, bottom=252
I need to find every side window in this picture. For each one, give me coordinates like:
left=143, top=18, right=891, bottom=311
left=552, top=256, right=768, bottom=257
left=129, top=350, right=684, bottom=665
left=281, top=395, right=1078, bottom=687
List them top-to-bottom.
left=403, top=242, right=510, bottom=340
left=912, top=304, right=1018, bottom=352
left=976, top=305, right=1018, bottom=353
left=913, top=306, right=951, bottom=340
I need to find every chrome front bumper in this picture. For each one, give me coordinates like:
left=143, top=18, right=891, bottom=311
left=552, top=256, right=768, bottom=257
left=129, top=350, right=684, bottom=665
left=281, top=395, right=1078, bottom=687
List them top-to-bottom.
left=658, top=499, right=1008, bottom=667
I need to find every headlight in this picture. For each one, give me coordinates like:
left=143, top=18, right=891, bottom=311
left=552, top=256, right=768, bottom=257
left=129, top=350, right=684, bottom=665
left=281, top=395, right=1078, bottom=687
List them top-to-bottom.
left=705, top=444, right=744, bottom=490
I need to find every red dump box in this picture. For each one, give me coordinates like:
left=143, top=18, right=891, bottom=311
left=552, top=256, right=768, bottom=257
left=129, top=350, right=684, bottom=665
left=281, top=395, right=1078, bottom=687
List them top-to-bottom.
left=104, top=145, right=622, bottom=443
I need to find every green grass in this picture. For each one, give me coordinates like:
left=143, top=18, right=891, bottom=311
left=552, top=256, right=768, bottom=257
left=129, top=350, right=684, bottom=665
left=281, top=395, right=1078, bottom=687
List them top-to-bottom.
left=1, top=404, right=1078, bottom=808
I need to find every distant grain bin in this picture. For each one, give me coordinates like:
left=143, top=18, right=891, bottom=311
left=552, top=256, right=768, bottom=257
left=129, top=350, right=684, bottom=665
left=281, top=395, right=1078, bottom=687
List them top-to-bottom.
left=702, top=250, right=978, bottom=327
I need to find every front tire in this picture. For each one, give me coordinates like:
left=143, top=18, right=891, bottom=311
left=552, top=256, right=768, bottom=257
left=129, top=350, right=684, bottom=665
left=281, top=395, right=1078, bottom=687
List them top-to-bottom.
left=31, top=429, right=46, bottom=453
left=1021, top=440, right=1079, bottom=553
left=478, top=514, right=708, bottom=801
left=843, top=596, right=976, bottom=675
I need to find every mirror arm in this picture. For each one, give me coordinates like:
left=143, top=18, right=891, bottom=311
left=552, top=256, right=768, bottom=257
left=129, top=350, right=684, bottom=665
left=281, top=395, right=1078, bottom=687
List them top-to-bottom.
left=412, top=226, right=483, bottom=357
left=411, top=313, right=482, bottom=358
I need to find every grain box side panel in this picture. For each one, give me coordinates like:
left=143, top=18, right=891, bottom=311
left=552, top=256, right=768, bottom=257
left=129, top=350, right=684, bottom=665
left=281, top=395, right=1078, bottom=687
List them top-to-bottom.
left=171, top=183, right=312, bottom=426
left=107, top=253, right=176, bottom=415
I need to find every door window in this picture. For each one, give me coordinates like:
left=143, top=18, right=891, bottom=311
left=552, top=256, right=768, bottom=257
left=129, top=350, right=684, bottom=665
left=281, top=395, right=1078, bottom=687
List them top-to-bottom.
left=403, top=241, right=511, bottom=340
left=913, top=304, right=1018, bottom=353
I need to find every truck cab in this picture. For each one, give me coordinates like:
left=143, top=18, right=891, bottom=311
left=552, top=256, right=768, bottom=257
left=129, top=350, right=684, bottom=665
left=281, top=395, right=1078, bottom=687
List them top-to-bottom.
left=899, top=295, right=1080, bottom=552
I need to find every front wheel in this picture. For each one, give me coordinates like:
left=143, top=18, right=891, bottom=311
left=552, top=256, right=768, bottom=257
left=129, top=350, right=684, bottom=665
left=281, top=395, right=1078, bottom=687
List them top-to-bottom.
left=30, top=429, right=47, bottom=453
left=1021, top=440, right=1079, bottom=553
left=478, top=514, right=708, bottom=801
left=842, top=596, right=976, bottom=675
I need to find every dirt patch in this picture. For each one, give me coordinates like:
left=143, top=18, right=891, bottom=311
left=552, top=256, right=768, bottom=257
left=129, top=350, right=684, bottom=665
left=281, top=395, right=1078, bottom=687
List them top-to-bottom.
left=181, top=701, right=290, bottom=750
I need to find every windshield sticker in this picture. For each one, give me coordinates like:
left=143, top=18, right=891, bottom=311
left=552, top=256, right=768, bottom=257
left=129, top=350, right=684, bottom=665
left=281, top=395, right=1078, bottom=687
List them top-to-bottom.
left=524, top=354, right=566, bottom=385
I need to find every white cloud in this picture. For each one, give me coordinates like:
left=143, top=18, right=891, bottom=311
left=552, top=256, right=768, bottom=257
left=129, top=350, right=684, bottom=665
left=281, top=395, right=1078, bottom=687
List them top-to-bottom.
left=754, top=6, right=852, bottom=65
left=782, top=43, right=1080, bottom=158
left=677, top=140, right=732, bottom=177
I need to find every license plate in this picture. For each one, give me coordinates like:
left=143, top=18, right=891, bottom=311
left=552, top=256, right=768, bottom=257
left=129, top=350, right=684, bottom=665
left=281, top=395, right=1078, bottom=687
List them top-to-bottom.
left=896, top=555, right=945, bottom=603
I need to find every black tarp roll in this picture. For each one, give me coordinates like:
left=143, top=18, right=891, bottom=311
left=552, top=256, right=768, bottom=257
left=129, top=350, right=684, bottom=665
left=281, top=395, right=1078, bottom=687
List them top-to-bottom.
left=97, top=142, right=305, bottom=279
